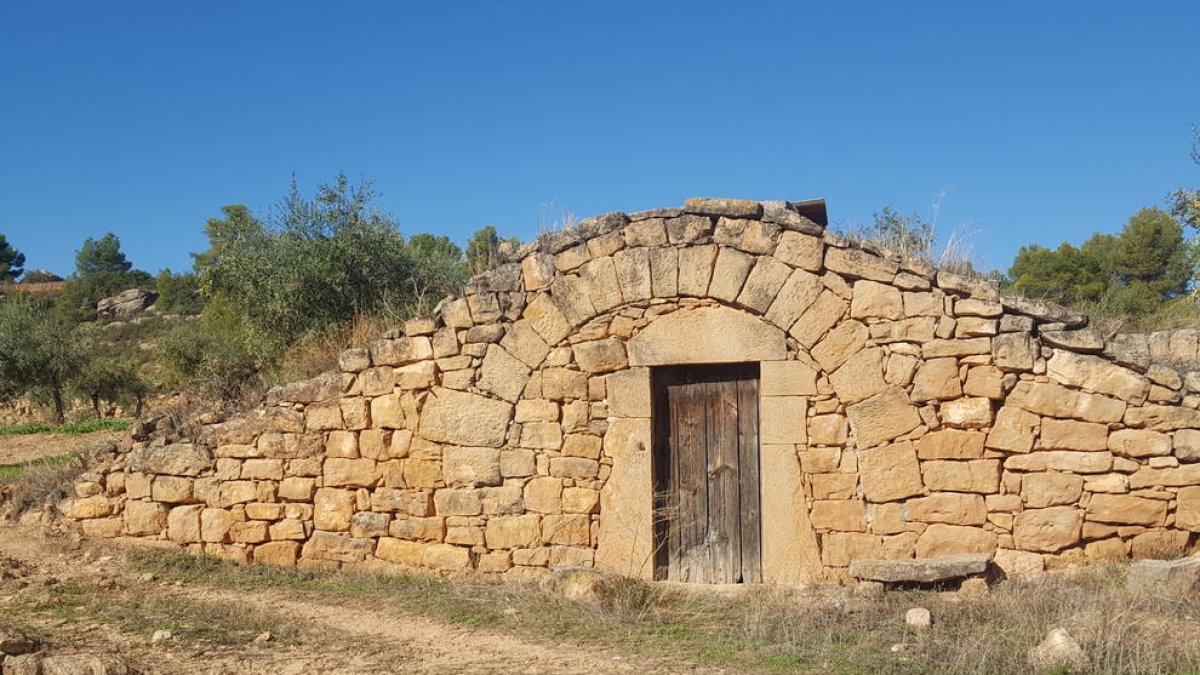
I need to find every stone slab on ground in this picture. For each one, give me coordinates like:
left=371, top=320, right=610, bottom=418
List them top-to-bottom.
left=848, top=554, right=991, bottom=583
left=1127, top=557, right=1200, bottom=594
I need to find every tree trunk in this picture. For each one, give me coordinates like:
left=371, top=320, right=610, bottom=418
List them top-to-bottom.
left=52, top=387, right=65, bottom=425
left=92, top=394, right=101, bottom=417
left=134, top=395, right=144, bottom=418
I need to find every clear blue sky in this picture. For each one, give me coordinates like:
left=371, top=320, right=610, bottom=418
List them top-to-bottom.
left=1, top=2, right=1196, bottom=278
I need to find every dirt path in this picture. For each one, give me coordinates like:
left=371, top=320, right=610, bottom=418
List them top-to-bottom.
left=0, top=430, right=122, bottom=465
left=0, top=522, right=710, bottom=674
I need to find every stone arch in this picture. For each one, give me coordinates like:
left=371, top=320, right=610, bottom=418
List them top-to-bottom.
left=68, top=197, right=1200, bottom=585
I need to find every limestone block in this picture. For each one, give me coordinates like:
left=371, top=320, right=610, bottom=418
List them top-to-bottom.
left=683, top=197, right=762, bottom=218
left=665, top=214, right=713, bottom=245
left=714, top=217, right=779, bottom=254
left=774, top=231, right=823, bottom=271
left=677, top=244, right=717, bottom=297
left=613, top=247, right=652, bottom=303
left=648, top=247, right=679, bottom=297
left=707, top=247, right=755, bottom=302
left=824, top=247, right=897, bottom=282
left=521, top=253, right=556, bottom=291
left=737, top=256, right=792, bottom=312
left=579, top=257, right=623, bottom=313
left=763, top=269, right=822, bottom=330
left=850, top=280, right=904, bottom=320
left=789, top=290, right=848, bottom=348
left=903, top=291, right=942, bottom=317
left=523, top=294, right=571, bottom=346
left=627, top=306, right=786, bottom=366
left=812, top=320, right=868, bottom=372
left=992, top=333, right=1037, bottom=372
left=369, top=336, right=433, bottom=367
left=573, top=338, right=628, bottom=374
left=922, top=338, right=991, bottom=359
left=478, top=344, right=531, bottom=403
left=826, top=347, right=886, bottom=405
left=338, top=348, right=372, bottom=373
left=1046, top=350, right=1150, bottom=403
left=885, top=353, right=919, bottom=386
left=911, top=358, right=963, bottom=402
left=395, top=361, right=437, bottom=390
left=761, top=361, right=818, bottom=397
left=359, top=366, right=396, bottom=398
left=963, top=366, right=1006, bottom=400
left=536, top=368, right=585, bottom=401
left=607, top=368, right=650, bottom=417
left=1009, top=381, right=1126, bottom=424
left=846, top=387, right=921, bottom=448
left=418, top=388, right=514, bottom=448
left=369, top=394, right=406, bottom=430
left=761, top=396, right=808, bottom=445
left=339, top=398, right=371, bottom=430
left=1126, top=405, right=1200, bottom=431
left=984, top=406, right=1040, bottom=453
left=809, top=414, right=848, bottom=446
left=596, top=417, right=654, bottom=580
left=1037, top=418, right=1108, bottom=451
left=520, top=422, right=564, bottom=450
left=1107, top=428, right=1171, bottom=458
left=916, top=429, right=985, bottom=459
left=1176, top=429, right=1200, bottom=462
left=325, top=431, right=359, bottom=459
left=562, top=434, right=602, bottom=459
left=858, top=441, right=923, bottom=503
left=128, top=444, right=214, bottom=477
left=441, top=447, right=502, bottom=487
left=800, top=447, right=841, bottom=473
left=1006, top=451, right=1113, bottom=473
left=549, top=457, right=599, bottom=479
left=323, top=458, right=379, bottom=488
left=922, top=460, right=1000, bottom=493
left=811, top=473, right=858, bottom=500
left=1021, top=473, right=1084, bottom=508
left=151, top=476, right=193, bottom=503
left=278, top=477, right=315, bottom=502
left=524, top=477, right=563, bottom=514
left=218, top=480, right=257, bottom=507
left=1175, top=486, right=1200, bottom=531
left=314, top=488, right=355, bottom=531
left=433, top=489, right=482, bottom=516
left=907, top=492, right=987, bottom=525
left=1086, top=494, right=1167, bottom=526
left=810, top=499, right=866, bottom=531
left=166, top=505, right=203, bottom=543
left=200, top=507, right=235, bottom=543
left=1013, top=507, right=1083, bottom=553
left=486, top=514, right=542, bottom=549
left=542, top=514, right=591, bottom=545
left=390, top=516, right=445, bottom=541
left=914, top=524, right=997, bottom=558
left=1131, top=530, right=1189, bottom=560
left=302, top=531, right=374, bottom=563
left=821, top=531, right=883, bottom=567
left=254, top=541, right=300, bottom=567
left=993, top=548, right=1045, bottom=578
left=849, top=553, right=990, bottom=583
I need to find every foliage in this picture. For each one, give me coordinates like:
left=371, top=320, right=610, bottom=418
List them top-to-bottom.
left=1169, top=126, right=1200, bottom=232
left=197, top=173, right=466, bottom=360
left=861, top=206, right=934, bottom=259
left=1007, top=207, right=1194, bottom=319
left=466, top=225, right=501, bottom=275
left=56, top=232, right=152, bottom=322
left=0, top=233, right=25, bottom=282
left=154, top=268, right=203, bottom=314
left=20, top=269, right=62, bottom=283
left=0, top=297, right=86, bottom=423
left=158, top=300, right=263, bottom=403
left=70, top=351, right=148, bottom=417
left=56, top=417, right=134, bottom=434
left=0, top=422, right=53, bottom=436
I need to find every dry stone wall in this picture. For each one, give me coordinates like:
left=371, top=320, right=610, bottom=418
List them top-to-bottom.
left=67, top=198, right=1200, bottom=583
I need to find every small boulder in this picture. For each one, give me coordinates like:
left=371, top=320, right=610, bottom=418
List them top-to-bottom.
left=849, top=554, right=991, bottom=584
left=1127, top=557, right=1200, bottom=595
left=543, top=567, right=646, bottom=608
left=905, top=607, right=932, bottom=629
left=1027, top=628, right=1089, bottom=673
left=0, top=629, right=39, bottom=655
left=151, top=630, right=173, bottom=645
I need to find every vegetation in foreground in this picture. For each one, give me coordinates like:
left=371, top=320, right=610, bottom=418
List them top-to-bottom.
left=0, top=418, right=132, bottom=437
left=50, top=548, right=1186, bottom=674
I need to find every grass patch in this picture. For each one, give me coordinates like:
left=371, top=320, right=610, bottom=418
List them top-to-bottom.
left=0, top=418, right=131, bottom=436
left=56, top=418, right=133, bottom=435
left=0, top=422, right=53, bottom=436
left=0, top=453, right=77, bottom=486
left=126, top=548, right=1200, bottom=673
left=7, top=580, right=295, bottom=646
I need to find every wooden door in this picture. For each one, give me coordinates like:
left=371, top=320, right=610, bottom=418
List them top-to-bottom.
left=652, top=363, right=761, bottom=583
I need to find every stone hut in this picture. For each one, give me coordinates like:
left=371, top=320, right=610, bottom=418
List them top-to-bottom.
left=67, top=198, right=1200, bottom=584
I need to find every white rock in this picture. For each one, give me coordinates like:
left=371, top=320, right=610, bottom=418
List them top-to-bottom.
left=904, top=607, right=932, bottom=629
left=1027, top=628, right=1089, bottom=673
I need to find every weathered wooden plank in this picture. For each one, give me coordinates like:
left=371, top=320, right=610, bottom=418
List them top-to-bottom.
left=650, top=369, right=673, bottom=581
left=737, top=373, right=763, bottom=583
left=707, top=375, right=741, bottom=584
left=674, top=376, right=709, bottom=582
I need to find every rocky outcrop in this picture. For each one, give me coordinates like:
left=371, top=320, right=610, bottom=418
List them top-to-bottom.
left=62, top=197, right=1200, bottom=584
left=96, top=288, right=156, bottom=319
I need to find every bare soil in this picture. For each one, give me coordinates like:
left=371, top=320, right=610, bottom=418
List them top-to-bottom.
left=0, top=430, right=122, bottom=466
left=0, top=522, right=710, bottom=674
